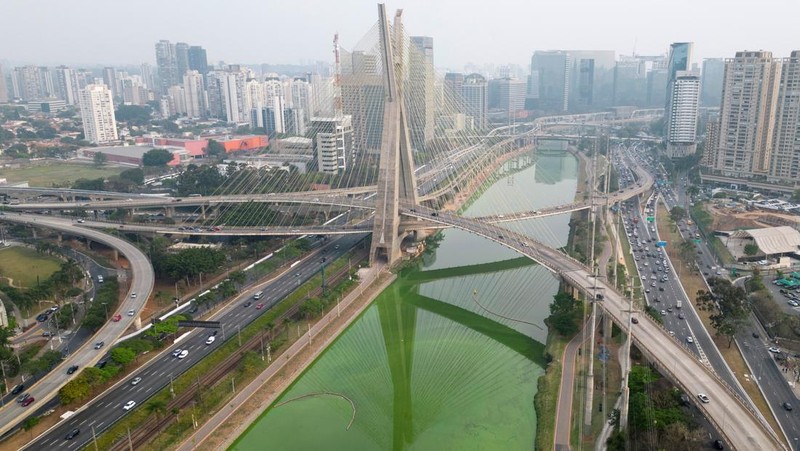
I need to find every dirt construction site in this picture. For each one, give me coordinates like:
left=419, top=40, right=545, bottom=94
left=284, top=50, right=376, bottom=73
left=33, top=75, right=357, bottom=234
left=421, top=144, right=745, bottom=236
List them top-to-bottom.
left=705, top=202, right=800, bottom=231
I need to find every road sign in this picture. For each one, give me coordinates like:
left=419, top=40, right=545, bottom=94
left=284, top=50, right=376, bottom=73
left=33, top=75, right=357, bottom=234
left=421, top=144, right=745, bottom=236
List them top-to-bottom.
left=646, top=216, right=655, bottom=222
left=693, top=239, right=702, bottom=244
left=656, top=241, right=667, bottom=247
left=177, top=320, right=221, bottom=329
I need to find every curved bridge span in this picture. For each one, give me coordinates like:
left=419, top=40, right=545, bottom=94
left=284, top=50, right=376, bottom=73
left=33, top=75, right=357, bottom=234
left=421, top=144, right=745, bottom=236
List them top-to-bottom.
left=400, top=202, right=786, bottom=451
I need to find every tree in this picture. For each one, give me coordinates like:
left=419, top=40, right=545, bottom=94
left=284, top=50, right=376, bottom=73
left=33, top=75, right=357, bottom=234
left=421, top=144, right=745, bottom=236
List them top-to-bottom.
left=114, top=105, right=152, bottom=125
left=205, top=139, right=226, bottom=159
left=142, top=148, right=174, bottom=167
left=93, top=151, right=107, bottom=167
left=119, top=167, right=144, bottom=185
left=72, top=178, right=105, bottom=191
left=669, top=206, right=686, bottom=222
left=744, top=243, right=760, bottom=256
left=696, top=278, right=749, bottom=347
left=547, top=291, right=582, bottom=336
left=110, top=347, right=136, bottom=366
left=59, top=378, right=91, bottom=404
left=146, top=399, right=167, bottom=418
left=22, top=416, right=40, bottom=431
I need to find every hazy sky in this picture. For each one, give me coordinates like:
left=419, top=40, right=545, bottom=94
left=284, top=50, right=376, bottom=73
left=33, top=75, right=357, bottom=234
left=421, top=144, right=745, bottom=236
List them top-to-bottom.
left=2, top=0, right=798, bottom=70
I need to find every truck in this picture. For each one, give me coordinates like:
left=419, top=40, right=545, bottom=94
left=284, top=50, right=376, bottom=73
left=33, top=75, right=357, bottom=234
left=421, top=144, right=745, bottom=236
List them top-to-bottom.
left=676, top=299, right=682, bottom=309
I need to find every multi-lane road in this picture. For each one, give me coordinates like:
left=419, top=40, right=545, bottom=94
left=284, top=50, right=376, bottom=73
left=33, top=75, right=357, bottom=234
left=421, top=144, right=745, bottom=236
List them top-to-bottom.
left=0, top=214, right=154, bottom=438
left=25, top=233, right=365, bottom=450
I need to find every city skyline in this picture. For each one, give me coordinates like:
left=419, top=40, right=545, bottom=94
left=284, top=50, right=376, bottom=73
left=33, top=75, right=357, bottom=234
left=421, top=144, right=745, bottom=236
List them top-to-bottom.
left=3, top=0, right=799, bottom=70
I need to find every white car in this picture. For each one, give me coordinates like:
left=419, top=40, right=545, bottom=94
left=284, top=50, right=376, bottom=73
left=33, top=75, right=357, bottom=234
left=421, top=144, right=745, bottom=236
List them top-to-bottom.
left=130, top=292, right=137, bottom=298
left=127, top=309, right=136, bottom=316
left=205, top=336, right=216, bottom=345
left=687, top=336, right=694, bottom=344
left=769, top=347, right=781, bottom=353
left=178, top=350, right=189, bottom=359
left=130, top=377, right=142, bottom=386
left=697, top=393, right=710, bottom=404
left=123, top=400, right=136, bottom=411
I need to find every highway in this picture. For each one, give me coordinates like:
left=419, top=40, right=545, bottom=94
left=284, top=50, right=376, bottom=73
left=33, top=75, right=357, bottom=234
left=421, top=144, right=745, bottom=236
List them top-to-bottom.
left=400, top=199, right=784, bottom=449
left=0, top=214, right=155, bottom=438
left=25, top=233, right=365, bottom=450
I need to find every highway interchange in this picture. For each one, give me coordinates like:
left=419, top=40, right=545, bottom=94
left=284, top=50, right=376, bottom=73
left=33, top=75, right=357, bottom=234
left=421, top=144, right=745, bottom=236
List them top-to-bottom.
left=0, top=134, right=794, bottom=449
left=0, top=214, right=154, bottom=438
left=23, top=233, right=366, bottom=449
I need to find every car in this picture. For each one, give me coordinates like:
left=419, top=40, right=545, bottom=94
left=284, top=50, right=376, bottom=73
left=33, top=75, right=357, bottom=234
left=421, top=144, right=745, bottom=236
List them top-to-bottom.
left=76, top=219, right=85, bottom=224
left=658, top=287, right=664, bottom=292
left=130, top=292, right=137, bottom=298
left=243, top=301, right=252, bottom=308
left=256, top=303, right=265, bottom=310
left=667, top=307, right=673, bottom=313
left=127, top=309, right=136, bottom=316
left=660, top=310, right=666, bottom=316
left=36, top=313, right=49, bottom=322
left=678, top=313, right=685, bottom=320
left=112, top=314, right=122, bottom=322
left=631, top=317, right=639, bottom=324
left=669, top=331, right=675, bottom=337
left=752, top=332, right=760, bottom=338
left=206, top=336, right=216, bottom=345
left=687, top=336, right=694, bottom=344
left=94, top=341, right=105, bottom=350
left=769, top=347, right=781, bottom=353
left=172, top=349, right=183, bottom=357
left=178, top=350, right=189, bottom=359
left=67, top=365, right=79, bottom=375
left=131, top=376, right=142, bottom=386
left=11, top=384, right=24, bottom=395
left=16, top=392, right=30, bottom=403
left=697, top=393, right=710, bottom=403
left=21, top=396, right=35, bottom=407
left=123, top=400, right=136, bottom=411
left=783, top=402, right=794, bottom=411
left=65, top=428, right=80, bottom=440
left=712, top=439, right=725, bottom=450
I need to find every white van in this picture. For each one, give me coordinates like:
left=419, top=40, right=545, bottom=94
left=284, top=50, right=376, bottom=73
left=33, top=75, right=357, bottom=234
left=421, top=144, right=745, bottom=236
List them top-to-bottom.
left=97, top=275, right=104, bottom=283
left=253, top=291, right=264, bottom=300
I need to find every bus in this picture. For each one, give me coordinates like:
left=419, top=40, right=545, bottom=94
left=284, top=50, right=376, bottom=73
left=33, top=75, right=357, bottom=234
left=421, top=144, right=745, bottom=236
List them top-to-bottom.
left=253, top=291, right=264, bottom=300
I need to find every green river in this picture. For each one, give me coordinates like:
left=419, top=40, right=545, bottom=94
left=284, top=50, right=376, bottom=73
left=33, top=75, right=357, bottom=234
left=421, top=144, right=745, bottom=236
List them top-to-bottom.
left=231, top=150, right=578, bottom=450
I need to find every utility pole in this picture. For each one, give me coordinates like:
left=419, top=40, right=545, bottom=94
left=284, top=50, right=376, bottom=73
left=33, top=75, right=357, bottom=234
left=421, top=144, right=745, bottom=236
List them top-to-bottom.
left=584, top=135, right=599, bottom=430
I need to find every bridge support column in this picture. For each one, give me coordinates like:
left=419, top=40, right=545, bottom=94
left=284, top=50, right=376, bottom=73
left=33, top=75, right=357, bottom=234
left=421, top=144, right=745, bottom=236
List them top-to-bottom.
left=200, top=205, right=207, bottom=221
left=165, top=207, right=174, bottom=218
left=31, top=228, right=37, bottom=239
left=57, top=232, right=63, bottom=243
left=134, top=316, right=142, bottom=330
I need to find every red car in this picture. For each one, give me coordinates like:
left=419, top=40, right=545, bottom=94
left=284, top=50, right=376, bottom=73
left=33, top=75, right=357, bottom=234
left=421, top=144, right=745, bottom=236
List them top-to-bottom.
left=255, top=303, right=264, bottom=310
left=112, top=314, right=122, bottom=322
left=21, top=396, right=35, bottom=407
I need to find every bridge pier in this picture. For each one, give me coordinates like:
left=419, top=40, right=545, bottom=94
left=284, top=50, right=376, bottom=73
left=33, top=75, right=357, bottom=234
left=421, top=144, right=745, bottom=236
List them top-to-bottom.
left=200, top=205, right=207, bottom=221
left=165, top=207, right=174, bottom=218
left=31, top=228, right=37, bottom=239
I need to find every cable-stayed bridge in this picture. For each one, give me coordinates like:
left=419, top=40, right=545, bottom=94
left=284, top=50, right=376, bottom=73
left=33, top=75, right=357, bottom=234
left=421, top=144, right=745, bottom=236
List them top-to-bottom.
left=0, top=4, right=784, bottom=449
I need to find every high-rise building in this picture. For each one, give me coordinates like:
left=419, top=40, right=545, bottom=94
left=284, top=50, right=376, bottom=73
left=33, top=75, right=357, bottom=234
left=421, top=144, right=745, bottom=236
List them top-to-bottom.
left=407, top=36, right=436, bottom=151
left=155, top=40, right=179, bottom=94
left=175, top=43, right=190, bottom=78
left=664, top=43, right=693, bottom=139
left=188, top=46, right=209, bottom=74
left=566, top=50, right=616, bottom=109
left=341, top=51, right=384, bottom=153
left=529, top=51, right=570, bottom=111
left=711, top=51, right=781, bottom=175
left=768, top=51, right=800, bottom=182
left=700, top=58, right=725, bottom=107
left=140, top=63, right=155, bottom=90
left=0, top=66, right=7, bottom=103
left=12, top=66, right=46, bottom=101
left=53, top=66, right=78, bottom=105
left=102, top=67, right=119, bottom=99
left=183, top=70, right=206, bottom=118
left=219, top=70, right=247, bottom=123
left=665, top=71, right=701, bottom=158
left=461, top=73, right=488, bottom=129
left=121, top=78, right=148, bottom=105
left=290, top=78, right=312, bottom=121
left=487, top=78, right=526, bottom=114
left=79, top=84, right=118, bottom=144
left=167, top=86, right=187, bottom=115
left=263, top=95, right=286, bottom=135
left=284, top=108, right=306, bottom=135
left=311, top=116, right=353, bottom=174
left=702, top=117, right=720, bottom=168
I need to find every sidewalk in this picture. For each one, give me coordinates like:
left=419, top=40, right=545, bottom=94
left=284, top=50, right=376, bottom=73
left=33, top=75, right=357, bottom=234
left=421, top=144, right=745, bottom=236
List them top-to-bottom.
left=176, top=265, right=395, bottom=451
